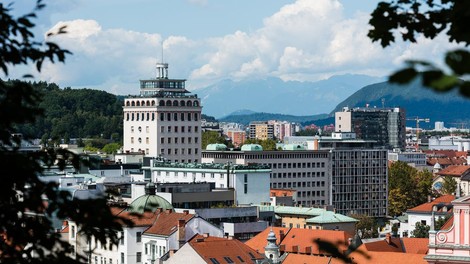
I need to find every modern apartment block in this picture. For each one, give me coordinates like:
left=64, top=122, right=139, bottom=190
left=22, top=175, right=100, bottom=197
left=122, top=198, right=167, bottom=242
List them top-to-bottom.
left=122, top=63, right=202, bottom=162
left=335, top=107, right=406, bottom=150
left=249, top=121, right=274, bottom=140
left=226, top=129, right=246, bottom=147
left=202, top=147, right=331, bottom=207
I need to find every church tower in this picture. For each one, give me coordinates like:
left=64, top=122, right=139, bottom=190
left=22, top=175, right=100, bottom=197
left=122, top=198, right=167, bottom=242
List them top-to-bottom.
left=264, top=229, right=280, bottom=264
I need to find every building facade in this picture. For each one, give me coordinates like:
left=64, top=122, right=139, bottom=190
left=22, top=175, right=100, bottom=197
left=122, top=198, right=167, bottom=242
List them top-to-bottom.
left=122, top=63, right=202, bottom=162
left=335, top=107, right=406, bottom=150
left=249, top=121, right=274, bottom=140
left=202, top=149, right=331, bottom=207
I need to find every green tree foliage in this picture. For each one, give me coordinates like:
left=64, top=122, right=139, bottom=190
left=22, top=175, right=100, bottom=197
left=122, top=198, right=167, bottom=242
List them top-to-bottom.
left=368, top=1, right=470, bottom=96
left=0, top=2, right=128, bottom=263
left=15, top=82, right=123, bottom=140
left=201, top=131, right=233, bottom=149
left=244, top=138, right=277, bottom=151
left=102, top=143, right=122, bottom=154
left=388, top=161, right=433, bottom=216
left=442, top=176, right=458, bottom=195
left=351, top=214, right=379, bottom=239
left=435, top=214, right=452, bottom=231
left=412, top=222, right=430, bottom=238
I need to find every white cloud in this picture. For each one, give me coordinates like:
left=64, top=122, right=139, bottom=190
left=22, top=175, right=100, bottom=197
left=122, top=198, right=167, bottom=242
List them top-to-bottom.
left=35, top=0, right=462, bottom=94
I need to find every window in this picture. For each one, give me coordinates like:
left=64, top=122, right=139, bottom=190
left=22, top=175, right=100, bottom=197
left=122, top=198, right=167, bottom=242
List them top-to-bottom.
left=160, top=113, right=164, bottom=121
left=167, top=113, right=171, bottom=121
left=181, top=113, right=185, bottom=121
left=188, top=113, right=192, bottom=121
left=194, top=113, right=198, bottom=121
left=131, top=126, right=134, bottom=133
left=146, top=126, right=149, bottom=133
left=161, top=126, right=164, bottom=133
left=168, top=126, right=171, bottom=133
left=182, top=126, right=185, bottom=133
left=188, top=126, right=192, bottom=133
left=195, top=126, right=199, bottom=132
left=146, top=137, right=149, bottom=144
left=161, top=137, right=164, bottom=144
left=188, top=137, right=192, bottom=144
left=195, top=137, right=199, bottom=143
left=71, top=225, right=75, bottom=238
left=120, top=231, right=124, bottom=245
left=136, top=232, right=141, bottom=242
left=136, top=252, right=141, bottom=263
left=121, top=253, right=124, bottom=264
left=223, top=257, right=234, bottom=263
left=209, top=258, right=220, bottom=264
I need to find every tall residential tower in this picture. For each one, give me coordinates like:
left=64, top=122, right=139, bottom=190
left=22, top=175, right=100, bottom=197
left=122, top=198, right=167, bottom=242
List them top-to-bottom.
left=123, top=63, right=202, bottom=162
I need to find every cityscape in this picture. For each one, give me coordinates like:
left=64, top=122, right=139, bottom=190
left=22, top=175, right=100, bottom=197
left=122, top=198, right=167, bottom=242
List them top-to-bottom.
left=1, top=1, right=470, bottom=264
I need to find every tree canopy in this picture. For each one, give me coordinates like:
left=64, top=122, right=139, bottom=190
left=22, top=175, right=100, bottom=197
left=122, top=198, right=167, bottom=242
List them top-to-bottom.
left=368, top=0, right=470, bottom=96
left=0, top=1, right=126, bottom=263
left=388, top=161, right=433, bottom=216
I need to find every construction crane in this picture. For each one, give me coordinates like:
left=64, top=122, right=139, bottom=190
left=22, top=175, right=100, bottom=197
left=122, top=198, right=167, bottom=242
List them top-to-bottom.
left=407, top=117, right=430, bottom=150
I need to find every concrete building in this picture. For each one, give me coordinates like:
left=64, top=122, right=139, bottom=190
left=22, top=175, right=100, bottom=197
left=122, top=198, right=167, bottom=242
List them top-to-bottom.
left=122, top=62, right=202, bottom=162
left=335, top=107, right=406, bottom=150
left=249, top=121, right=274, bottom=140
left=226, top=129, right=246, bottom=147
left=202, top=147, right=330, bottom=207
left=388, top=151, right=427, bottom=167
left=143, top=159, right=271, bottom=206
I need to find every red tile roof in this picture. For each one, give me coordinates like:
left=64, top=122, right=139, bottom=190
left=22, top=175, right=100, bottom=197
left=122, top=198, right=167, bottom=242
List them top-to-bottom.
left=436, top=165, right=470, bottom=177
left=270, top=189, right=296, bottom=197
left=407, top=195, right=455, bottom=213
left=144, top=210, right=194, bottom=236
left=245, top=227, right=351, bottom=255
left=245, top=227, right=289, bottom=254
left=190, top=234, right=264, bottom=263
left=364, top=237, right=428, bottom=254
left=283, top=247, right=427, bottom=264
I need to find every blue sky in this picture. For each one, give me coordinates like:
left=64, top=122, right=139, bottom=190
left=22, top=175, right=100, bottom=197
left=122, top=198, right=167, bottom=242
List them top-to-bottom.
left=6, top=0, right=458, bottom=95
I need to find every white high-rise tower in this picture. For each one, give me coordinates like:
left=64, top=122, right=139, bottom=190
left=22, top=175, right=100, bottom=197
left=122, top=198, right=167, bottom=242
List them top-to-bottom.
left=123, top=62, right=202, bottom=162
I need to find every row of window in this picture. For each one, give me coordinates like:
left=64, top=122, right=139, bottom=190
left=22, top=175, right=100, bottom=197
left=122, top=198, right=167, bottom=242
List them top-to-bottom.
left=125, top=99, right=199, bottom=107
left=125, top=112, right=200, bottom=122
left=160, top=125, right=199, bottom=133
left=160, top=137, right=199, bottom=144
left=160, top=148, right=199, bottom=155
left=201, top=153, right=329, bottom=159
left=271, top=162, right=325, bottom=169
left=270, top=171, right=325, bottom=178
left=270, top=180, right=325, bottom=188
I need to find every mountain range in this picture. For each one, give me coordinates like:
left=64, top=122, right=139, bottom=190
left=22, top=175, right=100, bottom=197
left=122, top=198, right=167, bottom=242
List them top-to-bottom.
left=194, top=74, right=384, bottom=118
left=216, top=79, right=470, bottom=129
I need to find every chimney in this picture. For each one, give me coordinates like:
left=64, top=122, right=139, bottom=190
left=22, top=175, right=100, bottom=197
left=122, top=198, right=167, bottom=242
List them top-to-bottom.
left=428, top=195, right=432, bottom=203
left=166, top=208, right=172, bottom=214
left=183, top=210, right=189, bottom=215
left=177, top=219, right=186, bottom=248
left=279, top=230, right=285, bottom=241
left=203, top=233, right=210, bottom=238
left=385, top=233, right=392, bottom=244
left=279, top=244, right=285, bottom=252
left=292, top=245, right=299, bottom=253
left=305, top=246, right=312, bottom=254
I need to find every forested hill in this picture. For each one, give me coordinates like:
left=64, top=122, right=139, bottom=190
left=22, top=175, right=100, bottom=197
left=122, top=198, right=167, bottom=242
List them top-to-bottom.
left=17, top=81, right=123, bottom=140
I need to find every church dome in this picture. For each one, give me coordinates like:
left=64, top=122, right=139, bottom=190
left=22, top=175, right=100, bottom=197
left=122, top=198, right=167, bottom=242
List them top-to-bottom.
left=206, top=143, right=228, bottom=151
left=128, top=194, right=173, bottom=214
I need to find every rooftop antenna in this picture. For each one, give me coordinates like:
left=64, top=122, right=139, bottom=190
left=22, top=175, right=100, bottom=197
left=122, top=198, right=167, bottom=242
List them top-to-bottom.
left=156, top=40, right=168, bottom=79
left=381, top=98, right=385, bottom=108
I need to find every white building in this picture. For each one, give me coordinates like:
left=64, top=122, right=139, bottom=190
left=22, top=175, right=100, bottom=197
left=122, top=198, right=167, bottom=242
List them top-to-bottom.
left=122, top=62, right=202, bottom=162
left=388, top=151, right=427, bottom=167
left=143, top=160, right=271, bottom=206
left=68, top=185, right=223, bottom=264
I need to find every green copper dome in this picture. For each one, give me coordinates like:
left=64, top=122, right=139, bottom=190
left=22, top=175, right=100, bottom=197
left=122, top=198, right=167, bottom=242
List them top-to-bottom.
left=206, top=143, right=228, bottom=151
left=241, top=144, right=263, bottom=151
left=282, top=144, right=305, bottom=150
left=128, top=194, right=173, bottom=214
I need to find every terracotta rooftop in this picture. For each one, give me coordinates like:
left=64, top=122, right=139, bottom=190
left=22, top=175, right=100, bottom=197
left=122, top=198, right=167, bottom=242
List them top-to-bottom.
left=436, top=165, right=470, bottom=177
left=270, top=189, right=296, bottom=197
left=407, top=195, right=455, bottom=214
left=144, top=210, right=194, bottom=236
left=245, top=227, right=351, bottom=255
left=190, top=234, right=265, bottom=263
left=363, top=237, right=428, bottom=254
left=282, top=246, right=427, bottom=264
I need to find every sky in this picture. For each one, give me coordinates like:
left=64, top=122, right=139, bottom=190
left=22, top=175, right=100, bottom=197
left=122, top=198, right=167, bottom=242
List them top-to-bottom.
left=6, top=0, right=460, bottom=95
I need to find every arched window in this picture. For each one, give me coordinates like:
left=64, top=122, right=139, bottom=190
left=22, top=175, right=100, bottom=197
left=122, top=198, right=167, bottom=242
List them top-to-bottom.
left=141, top=100, right=145, bottom=106
left=151, top=100, right=156, bottom=106
left=159, top=100, right=165, bottom=106
left=166, top=100, right=172, bottom=106
left=173, top=100, right=179, bottom=106
left=180, top=100, right=185, bottom=106
left=186, top=100, right=192, bottom=107
left=126, top=101, right=130, bottom=106
left=131, top=101, right=135, bottom=106
left=136, top=101, right=140, bottom=106
left=146, top=101, right=150, bottom=106
left=193, top=101, right=199, bottom=107
left=167, top=113, right=171, bottom=121
left=174, top=113, right=178, bottom=121
left=181, top=113, right=185, bottom=121
left=187, top=113, right=192, bottom=121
